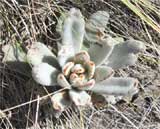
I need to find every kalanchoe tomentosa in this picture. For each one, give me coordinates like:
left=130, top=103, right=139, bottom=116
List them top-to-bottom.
left=2, top=8, right=145, bottom=116
left=27, top=8, right=145, bottom=114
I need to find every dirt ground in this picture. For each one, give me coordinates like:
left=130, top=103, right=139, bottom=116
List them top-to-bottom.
left=0, top=0, right=160, bottom=129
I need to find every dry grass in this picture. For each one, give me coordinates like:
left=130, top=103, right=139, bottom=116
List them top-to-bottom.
left=0, top=0, right=160, bottom=129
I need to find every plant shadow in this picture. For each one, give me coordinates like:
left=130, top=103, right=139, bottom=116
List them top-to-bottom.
left=0, top=62, right=61, bottom=128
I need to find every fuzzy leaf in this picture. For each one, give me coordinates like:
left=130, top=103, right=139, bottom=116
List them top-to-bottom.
left=57, top=8, right=85, bottom=66
left=61, top=8, right=85, bottom=51
left=85, top=11, right=109, bottom=42
left=88, top=11, right=110, bottom=29
left=85, top=28, right=105, bottom=43
left=88, top=36, right=115, bottom=66
left=106, top=39, right=145, bottom=69
left=123, top=39, right=145, bottom=53
left=27, top=42, right=59, bottom=68
left=2, top=43, right=31, bottom=75
left=57, top=45, right=75, bottom=67
left=74, top=51, right=90, bottom=64
left=84, top=61, right=95, bottom=79
left=62, top=62, right=74, bottom=76
left=32, top=63, right=59, bottom=86
left=71, top=64, right=85, bottom=74
left=94, top=66, right=114, bottom=83
left=57, top=73, right=71, bottom=88
left=69, top=73, right=94, bottom=89
left=69, top=73, right=79, bottom=85
left=89, top=77, right=139, bottom=96
left=77, top=79, right=95, bottom=90
left=69, top=90, right=92, bottom=106
left=51, top=91, right=72, bottom=112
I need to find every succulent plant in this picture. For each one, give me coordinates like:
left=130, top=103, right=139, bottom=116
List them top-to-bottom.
left=2, top=8, right=145, bottom=116
left=26, top=8, right=145, bottom=114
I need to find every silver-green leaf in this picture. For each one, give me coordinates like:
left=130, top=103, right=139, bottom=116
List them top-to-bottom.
left=57, top=8, right=85, bottom=66
left=85, top=11, right=109, bottom=42
left=88, top=36, right=115, bottom=66
left=106, top=39, right=145, bottom=69
left=27, top=42, right=59, bottom=68
left=32, top=63, right=59, bottom=86
left=94, top=66, right=114, bottom=83
left=57, top=73, right=71, bottom=88
left=89, top=77, right=139, bottom=96
left=51, top=90, right=72, bottom=112
left=69, top=90, right=92, bottom=106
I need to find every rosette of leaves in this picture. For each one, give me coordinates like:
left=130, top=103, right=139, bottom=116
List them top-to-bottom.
left=2, top=8, right=145, bottom=116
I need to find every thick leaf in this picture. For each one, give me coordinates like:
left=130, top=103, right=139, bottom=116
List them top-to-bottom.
left=57, top=8, right=85, bottom=67
left=61, top=8, right=85, bottom=51
left=85, top=11, right=109, bottom=42
left=88, top=11, right=110, bottom=29
left=85, top=28, right=105, bottom=43
left=88, top=37, right=115, bottom=66
left=106, top=39, right=145, bottom=69
left=124, top=39, right=145, bottom=53
left=27, top=42, right=59, bottom=68
left=2, top=43, right=31, bottom=76
left=57, top=44, right=75, bottom=67
left=74, top=51, right=90, bottom=64
left=108, top=53, right=137, bottom=69
left=62, top=61, right=74, bottom=76
left=84, top=61, right=95, bottom=79
left=32, top=63, right=59, bottom=86
left=71, top=64, right=85, bottom=74
left=94, top=66, right=114, bottom=83
left=57, top=73, right=71, bottom=88
left=69, top=73, right=79, bottom=84
left=69, top=73, right=93, bottom=89
left=70, top=74, right=87, bottom=88
left=89, top=77, right=139, bottom=96
left=77, top=79, right=95, bottom=90
left=51, top=90, right=72, bottom=112
left=69, top=90, right=92, bottom=106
